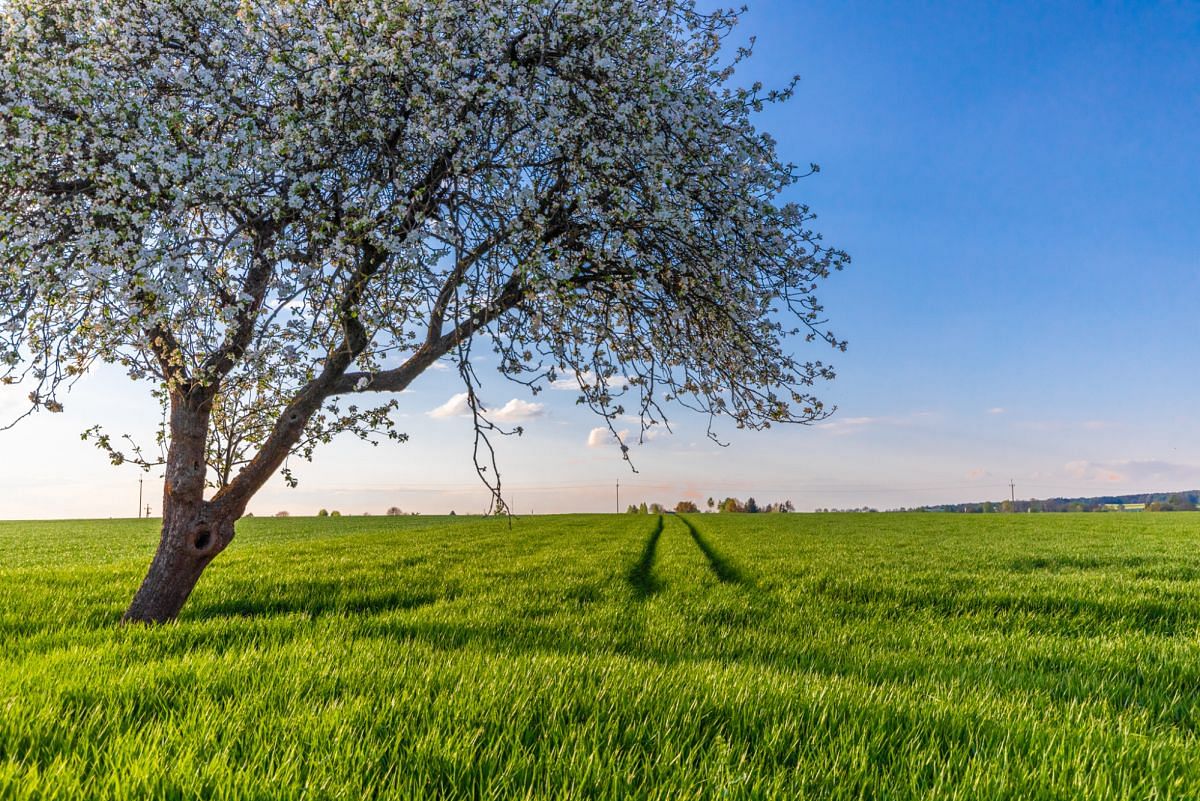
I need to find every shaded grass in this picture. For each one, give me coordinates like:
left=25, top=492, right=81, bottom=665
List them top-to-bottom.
left=5, top=513, right=1200, bottom=797
left=678, top=514, right=748, bottom=585
left=626, top=515, right=664, bottom=599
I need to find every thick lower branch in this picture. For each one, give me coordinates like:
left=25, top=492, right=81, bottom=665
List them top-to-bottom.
left=209, top=252, right=386, bottom=514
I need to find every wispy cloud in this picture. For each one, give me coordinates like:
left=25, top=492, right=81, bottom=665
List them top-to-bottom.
left=550, top=371, right=628, bottom=391
left=987, top=407, right=1006, bottom=415
left=817, top=412, right=935, bottom=435
left=613, top=416, right=668, bottom=442
left=816, top=416, right=879, bottom=434
left=1015, top=419, right=1117, bottom=433
left=639, top=426, right=667, bottom=441
left=1064, top=459, right=1200, bottom=484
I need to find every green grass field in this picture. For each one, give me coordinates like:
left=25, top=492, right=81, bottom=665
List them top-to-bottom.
left=4, top=511, right=1200, bottom=799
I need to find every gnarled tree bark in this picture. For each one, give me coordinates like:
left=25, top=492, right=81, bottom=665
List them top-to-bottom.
left=123, top=360, right=337, bottom=622
left=123, top=389, right=235, bottom=622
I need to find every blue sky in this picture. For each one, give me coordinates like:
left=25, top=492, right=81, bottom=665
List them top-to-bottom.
left=2, top=0, right=1198, bottom=518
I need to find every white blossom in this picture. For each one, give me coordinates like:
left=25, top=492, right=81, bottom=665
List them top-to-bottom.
left=0, top=0, right=845, bottom=497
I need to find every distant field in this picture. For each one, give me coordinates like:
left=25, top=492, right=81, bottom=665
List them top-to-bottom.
left=5, top=512, right=1200, bottom=798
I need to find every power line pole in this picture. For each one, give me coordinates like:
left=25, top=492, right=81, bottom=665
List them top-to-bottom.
left=138, top=477, right=143, bottom=519
left=1010, top=479, right=1016, bottom=504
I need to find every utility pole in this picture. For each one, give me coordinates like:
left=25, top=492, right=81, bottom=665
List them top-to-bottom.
left=138, top=477, right=143, bottom=519
left=616, top=478, right=620, bottom=513
left=1010, top=479, right=1016, bottom=504
left=145, top=503, right=152, bottom=519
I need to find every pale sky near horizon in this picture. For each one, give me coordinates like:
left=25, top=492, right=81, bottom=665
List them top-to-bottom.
left=2, top=0, right=1199, bottom=519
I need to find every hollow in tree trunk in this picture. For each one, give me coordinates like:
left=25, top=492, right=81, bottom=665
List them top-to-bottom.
left=123, top=510, right=234, bottom=623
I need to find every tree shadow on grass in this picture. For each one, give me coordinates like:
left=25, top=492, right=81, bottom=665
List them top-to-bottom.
left=626, top=516, right=665, bottom=599
left=679, top=516, right=748, bottom=585
left=1007, top=555, right=1154, bottom=574
left=186, top=581, right=451, bottom=621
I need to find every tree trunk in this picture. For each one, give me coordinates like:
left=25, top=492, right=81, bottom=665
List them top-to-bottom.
left=123, top=390, right=234, bottom=624
left=122, top=510, right=234, bottom=623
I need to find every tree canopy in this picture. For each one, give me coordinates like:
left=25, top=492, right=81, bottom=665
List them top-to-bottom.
left=0, top=0, right=846, bottom=620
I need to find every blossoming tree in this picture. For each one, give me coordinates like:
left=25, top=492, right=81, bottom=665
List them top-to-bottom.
left=0, top=0, right=847, bottom=622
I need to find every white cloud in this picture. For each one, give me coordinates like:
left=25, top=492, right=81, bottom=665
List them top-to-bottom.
left=550, top=371, right=628, bottom=391
left=428, top=392, right=471, bottom=418
left=428, top=393, right=543, bottom=421
left=490, top=398, right=544, bottom=421
left=987, top=407, right=1006, bottom=415
left=588, top=418, right=668, bottom=444
left=587, top=427, right=630, bottom=448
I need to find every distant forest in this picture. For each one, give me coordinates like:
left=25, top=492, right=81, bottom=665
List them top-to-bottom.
left=906, top=491, right=1200, bottom=514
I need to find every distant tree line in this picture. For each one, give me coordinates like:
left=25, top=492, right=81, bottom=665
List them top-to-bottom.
left=900, top=491, right=1200, bottom=513
left=626, top=497, right=795, bottom=514
left=814, top=507, right=879, bottom=513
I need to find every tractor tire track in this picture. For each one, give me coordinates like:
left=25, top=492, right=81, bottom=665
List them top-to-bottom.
left=626, top=515, right=665, bottom=599
left=678, top=515, right=749, bottom=585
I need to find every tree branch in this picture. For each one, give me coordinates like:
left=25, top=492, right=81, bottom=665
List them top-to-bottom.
left=199, top=224, right=277, bottom=385
left=135, top=290, right=190, bottom=389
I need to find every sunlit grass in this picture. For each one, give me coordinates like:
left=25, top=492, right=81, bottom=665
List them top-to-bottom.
left=3, top=512, right=1200, bottom=798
